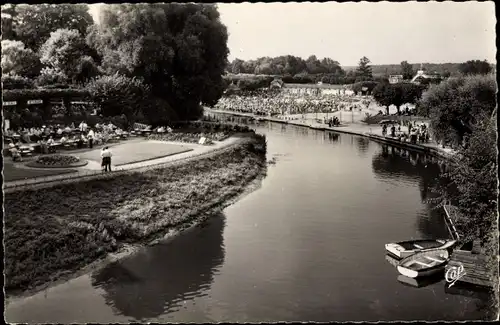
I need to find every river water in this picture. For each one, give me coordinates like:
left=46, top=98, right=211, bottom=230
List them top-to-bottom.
left=5, top=121, right=493, bottom=322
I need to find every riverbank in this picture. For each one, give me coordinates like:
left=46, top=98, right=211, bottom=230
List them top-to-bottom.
left=205, top=108, right=455, bottom=160
left=4, top=133, right=267, bottom=299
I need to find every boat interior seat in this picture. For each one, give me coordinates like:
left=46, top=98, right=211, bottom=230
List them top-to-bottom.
left=413, top=244, right=424, bottom=249
left=425, top=256, right=445, bottom=263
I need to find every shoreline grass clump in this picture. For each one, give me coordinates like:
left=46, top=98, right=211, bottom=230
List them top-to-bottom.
left=4, top=132, right=267, bottom=297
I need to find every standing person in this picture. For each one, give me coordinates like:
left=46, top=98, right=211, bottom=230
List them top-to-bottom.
left=382, top=124, right=387, bottom=137
left=390, top=125, right=396, bottom=137
left=87, top=128, right=95, bottom=149
left=101, top=146, right=113, bottom=172
left=100, top=147, right=106, bottom=171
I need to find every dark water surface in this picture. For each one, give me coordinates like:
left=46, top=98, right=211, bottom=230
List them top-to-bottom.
left=5, top=122, right=493, bottom=322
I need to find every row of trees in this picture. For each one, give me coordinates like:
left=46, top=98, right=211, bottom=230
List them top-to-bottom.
left=2, top=3, right=230, bottom=125
left=227, top=55, right=375, bottom=84
left=228, top=55, right=344, bottom=76
left=372, top=82, right=425, bottom=114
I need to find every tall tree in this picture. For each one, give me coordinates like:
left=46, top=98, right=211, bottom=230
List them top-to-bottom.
left=88, top=3, right=229, bottom=121
left=1, top=4, right=18, bottom=40
left=14, top=4, right=94, bottom=51
left=39, top=29, right=89, bottom=83
left=1, top=39, right=42, bottom=78
left=356, top=56, right=373, bottom=81
left=230, top=58, right=244, bottom=74
left=458, top=59, right=492, bottom=75
left=400, top=60, right=414, bottom=80
left=418, top=73, right=496, bottom=147
left=372, top=82, right=392, bottom=115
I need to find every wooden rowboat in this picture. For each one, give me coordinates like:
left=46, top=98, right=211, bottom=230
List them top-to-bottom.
left=385, top=239, right=456, bottom=260
left=397, top=249, right=450, bottom=278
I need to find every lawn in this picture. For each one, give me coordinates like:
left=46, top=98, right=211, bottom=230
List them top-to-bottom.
left=4, top=136, right=267, bottom=296
left=77, top=141, right=193, bottom=166
left=3, top=162, right=78, bottom=182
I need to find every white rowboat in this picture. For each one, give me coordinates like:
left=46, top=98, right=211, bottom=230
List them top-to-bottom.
left=385, top=239, right=456, bottom=259
left=397, top=249, right=450, bottom=278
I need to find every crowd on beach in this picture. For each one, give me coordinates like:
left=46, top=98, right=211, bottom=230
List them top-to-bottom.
left=214, top=91, right=370, bottom=117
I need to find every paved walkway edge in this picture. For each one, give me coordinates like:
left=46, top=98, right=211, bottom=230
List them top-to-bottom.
left=206, top=108, right=454, bottom=160
left=4, top=137, right=249, bottom=193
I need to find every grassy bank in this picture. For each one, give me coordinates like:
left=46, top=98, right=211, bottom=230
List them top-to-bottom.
left=4, top=133, right=267, bottom=296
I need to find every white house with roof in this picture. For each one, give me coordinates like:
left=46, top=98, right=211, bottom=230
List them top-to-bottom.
left=411, top=64, right=442, bottom=84
left=389, top=75, right=404, bottom=84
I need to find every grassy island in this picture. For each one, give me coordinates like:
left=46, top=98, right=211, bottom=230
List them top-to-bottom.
left=4, top=132, right=267, bottom=297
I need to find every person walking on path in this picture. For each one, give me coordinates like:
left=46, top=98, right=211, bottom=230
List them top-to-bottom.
left=87, top=128, right=95, bottom=149
left=101, top=146, right=113, bottom=172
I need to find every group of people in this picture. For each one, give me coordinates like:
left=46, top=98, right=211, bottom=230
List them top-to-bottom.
left=214, top=92, right=370, bottom=117
left=5, top=120, right=133, bottom=163
left=382, top=121, right=430, bottom=144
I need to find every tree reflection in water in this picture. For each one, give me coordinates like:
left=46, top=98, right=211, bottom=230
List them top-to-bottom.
left=372, top=145, right=452, bottom=239
left=91, top=213, right=226, bottom=322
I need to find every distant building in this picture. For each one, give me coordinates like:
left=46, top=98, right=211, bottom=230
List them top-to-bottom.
left=411, top=64, right=442, bottom=85
left=389, top=75, right=404, bottom=84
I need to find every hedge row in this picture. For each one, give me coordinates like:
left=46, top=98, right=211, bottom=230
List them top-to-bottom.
left=2, top=88, right=90, bottom=101
left=170, top=120, right=252, bottom=133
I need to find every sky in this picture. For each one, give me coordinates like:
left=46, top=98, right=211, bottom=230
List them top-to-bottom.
left=89, top=2, right=496, bottom=66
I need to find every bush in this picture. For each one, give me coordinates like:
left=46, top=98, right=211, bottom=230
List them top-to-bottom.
left=1, top=40, right=42, bottom=78
left=35, top=67, right=70, bottom=88
left=86, top=74, right=152, bottom=128
left=418, top=74, right=496, bottom=146
left=1, top=75, right=35, bottom=90
left=2, top=88, right=90, bottom=101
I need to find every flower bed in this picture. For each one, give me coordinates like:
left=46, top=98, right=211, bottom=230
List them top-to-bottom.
left=4, top=133, right=267, bottom=296
left=26, top=154, right=88, bottom=168
left=37, top=154, right=79, bottom=165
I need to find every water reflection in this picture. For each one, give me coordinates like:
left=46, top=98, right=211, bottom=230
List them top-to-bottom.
left=326, top=132, right=340, bottom=144
left=355, top=136, right=370, bottom=156
left=372, top=145, right=451, bottom=239
left=91, top=213, right=226, bottom=321
left=397, top=274, right=444, bottom=288
left=444, top=283, right=497, bottom=321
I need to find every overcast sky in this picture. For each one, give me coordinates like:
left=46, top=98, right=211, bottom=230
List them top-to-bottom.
left=89, top=2, right=496, bottom=66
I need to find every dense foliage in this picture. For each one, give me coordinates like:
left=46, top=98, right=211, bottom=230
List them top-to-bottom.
left=87, top=3, right=229, bottom=121
left=3, top=4, right=94, bottom=51
left=39, top=28, right=98, bottom=85
left=1, top=40, right=42, bottom=78
left=228, top=55, right=343, bottom=76
left=355, top=56, right=373, bottom=81
left=458, top=60, right=493, bottom=76
left=400, top=61, right=414, bottom=80
left=86, top=74, right=154, bottom=128
left=417, top=74, right=496, bottom=146
left=2, top=75, right=36, bottom=90
left=351, top=81, right=378, bottom=95
left=372, top=82, right=424, bottom=114
left=2, top=88, right=90, bottom=101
